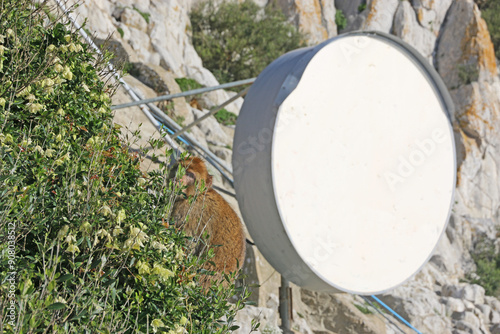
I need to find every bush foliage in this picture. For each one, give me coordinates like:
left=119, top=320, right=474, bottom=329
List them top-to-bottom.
left=190, top=0, right=305, bottom=84
left=479, top=0, right=500, bottom=59
left=0, top=1, right=249, bottom=333
left=214, top=109, right=237, bottom=126
left=468, top=240, right=500, bottom=298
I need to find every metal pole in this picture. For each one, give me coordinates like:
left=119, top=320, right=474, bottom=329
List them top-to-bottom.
left=111, top=78, right=256, bottom=111
left=171, top=86, right=250, bottom=140
left=145, top=102, right=234, bottom=176
left=279, top=276, right=293, bottom=333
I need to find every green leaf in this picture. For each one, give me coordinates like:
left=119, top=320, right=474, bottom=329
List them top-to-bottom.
left=57, top=274, right=74, bottom=282
left=47, top=302, right=66, bottom=310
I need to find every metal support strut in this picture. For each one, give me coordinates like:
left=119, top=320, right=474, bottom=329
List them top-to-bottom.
left=279, top=276, right=293, bottom=333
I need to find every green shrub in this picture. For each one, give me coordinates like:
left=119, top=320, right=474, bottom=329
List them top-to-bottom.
left=190, top=0, right=305, bottom=84
left=478, top=0, right=500, bottom=59
left=0, top=1, right=250, bottom=333
left=335, top=10, right=347, bottom=31
left=175, top=77, right=204, bottom=92
left=214, top=109, right=237, bottom=126
left=467, top=240, right=500, bottom=297
left=354, top=303, right=372, bottom=315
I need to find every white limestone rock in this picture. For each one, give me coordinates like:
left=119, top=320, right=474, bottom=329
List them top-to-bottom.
left=274, top=0, right=337, bottom=45
left=361, top=0, right=399, bottom=33
left=411, top=0, right=453, bottom=35
left=435, top=0, right=498, bottom=90
left=393, top=1, right=436, bottom=61
left=120, top=7, right=148, bottom=32
left=191, top=107, right=232, bottom=147
left=209, top=145, right=233, bottom=164
left=442, top=284, right=485, bottom=305
left=442, top=297, right=466, bottom=315
left=486, top=297, right=500, bottom=312
left=233, top=305, right=280, bottom=334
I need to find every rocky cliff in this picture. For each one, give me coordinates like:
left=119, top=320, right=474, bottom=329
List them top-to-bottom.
left=66, top=0, right=500, bottom=333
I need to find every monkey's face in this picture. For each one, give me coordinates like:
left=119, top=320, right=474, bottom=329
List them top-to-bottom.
left=169, top=157, right=213, bottom=198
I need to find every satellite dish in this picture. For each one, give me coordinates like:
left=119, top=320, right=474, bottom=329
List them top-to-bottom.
left=232, top=31, right=456, bottom=295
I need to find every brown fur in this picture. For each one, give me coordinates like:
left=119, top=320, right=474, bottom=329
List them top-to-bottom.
left=170, top=157, right=246, bottom=286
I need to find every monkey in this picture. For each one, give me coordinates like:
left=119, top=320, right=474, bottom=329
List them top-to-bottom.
left=169, top=156, right=246, bottom=287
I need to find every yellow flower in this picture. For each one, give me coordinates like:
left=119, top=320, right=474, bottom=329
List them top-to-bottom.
left=6, top=29, right=14, bottom=37
left=0, top=34, right=4, bottom=43
left=64, top=34, right=71, bottom=43
left=68, top=43, right=77, bottom=52
left=47, top=44, right=56, bottom=52
left=0, top=45, right=7, bottom=55
left=59, top=45, right=68, bottom=53
left=54, top=63, right=64, bottom=73
left=62, top=66, right=73, bottom=80
left=42, top=78, right=55, bottom=87
left=82, top=83, right=90, bottom=92
left=16, top=86, right=31, bottom=97
left=100, top=93, right=110, bottom=104
left=26, top=94, right=36, bottom=102
left=0, top=97, right=5, bottom=108
left=28, top=103, right=44, bottom=114
left=98, top=107, right=106, bottom=114
left=56, top=108, right=65, bottom=116
left=4, top=133, right=13, bottom=143
left=56, top=133, right=62, bottom=142
left=20, top=138, right=31, bottom=147
left=34, top=145, right=44, bottom=154
left=44, top=148, right=55, bottom=158
left=100, top=205, right=112, bottom=217
left=116, top=208, right=126, bottom=224
left=80, top=221, right=92, bottom=235
left=57, top=225, right=70, bottom=240
left=112, top=226, right=124, bottom=237
left=124, top=226, right=149, bottom=250
left=131, top=226, right=148, bottom=242
left=96, top=228, right=111, bottom=241
left=65, top=233, right=76, bottom=244
left=151, top=241, right=167, bottom=251
left=67, top=244, right=80, bottom=254
left=175, top=247, right=184, bottom=261
left=136, top=260, right=151, bottom=275
left=152, top=263, right=174, bottom=281
left=21, top=279, right=33, bottom=296
left=179, top=316, right=188, bottom=326
left=152, top=319, right=165, bottom=333
left=168, top=324, right=186, bottom=334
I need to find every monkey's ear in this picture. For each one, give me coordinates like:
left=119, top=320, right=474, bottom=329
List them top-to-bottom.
left=206, top=175, right=213, bottom=188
